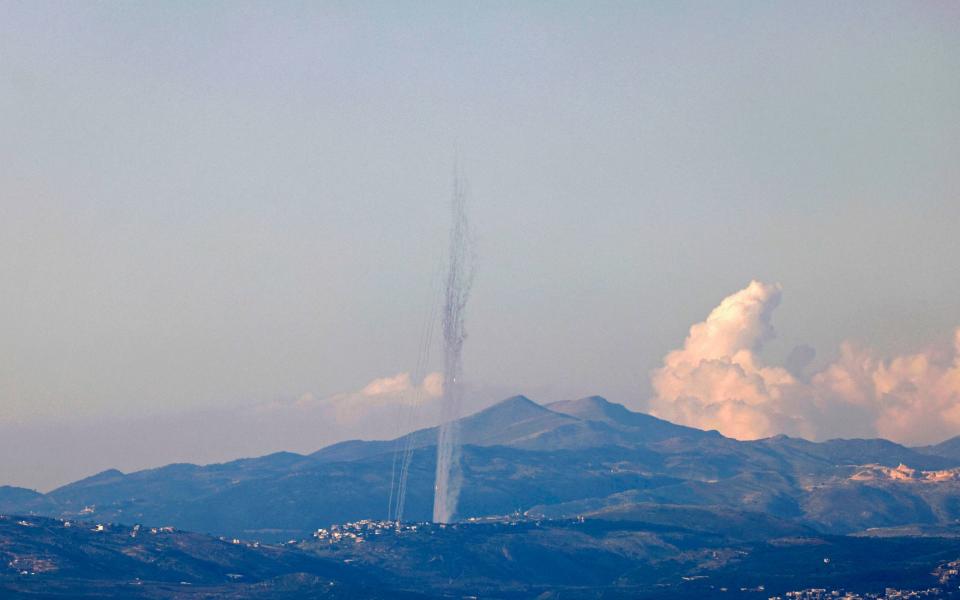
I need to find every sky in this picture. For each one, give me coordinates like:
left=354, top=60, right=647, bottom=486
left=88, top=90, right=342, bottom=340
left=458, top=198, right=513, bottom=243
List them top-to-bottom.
left=1, top=1, right=959, bottom=490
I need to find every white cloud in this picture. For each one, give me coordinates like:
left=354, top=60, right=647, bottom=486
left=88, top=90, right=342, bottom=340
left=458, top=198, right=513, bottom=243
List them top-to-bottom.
left=649, top=280, right=960, bottom=445
left=649, top=281, right=811, bottom=439
left=812, top=333, right=960, bottom=445
left=258, top=371, right=444, bottom=426
left=323, top=372, right=444, bottom=424
left=361, top=373, right=418, bottom=397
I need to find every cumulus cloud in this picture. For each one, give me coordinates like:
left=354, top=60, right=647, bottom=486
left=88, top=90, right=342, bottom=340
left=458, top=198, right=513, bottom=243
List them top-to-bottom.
left=649, top=280, right=960, bottom=445
left=649, top=281, right=811, bottom=440
left=812, top=334, right=960, bottom=444
left=784, top=344, right=816, bottom=381
left=277, top=371, right=444, bottom=425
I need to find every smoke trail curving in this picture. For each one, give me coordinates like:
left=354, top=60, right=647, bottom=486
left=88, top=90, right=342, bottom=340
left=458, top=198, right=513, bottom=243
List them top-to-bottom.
left=432, top=169, right=474, bottom=524
left=391, top=268, right=441, bottom=523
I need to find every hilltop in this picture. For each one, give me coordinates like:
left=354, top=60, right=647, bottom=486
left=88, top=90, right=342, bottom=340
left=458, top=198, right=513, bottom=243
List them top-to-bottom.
left=3, top=396, right=960, bottom=542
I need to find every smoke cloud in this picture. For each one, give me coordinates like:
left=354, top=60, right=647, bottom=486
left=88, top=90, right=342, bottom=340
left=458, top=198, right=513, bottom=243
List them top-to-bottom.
left=433, top=169, right=475, bottom=524
left=649, top=280, right=960, bottom=445
left=291, top=371, right=444, bottom=425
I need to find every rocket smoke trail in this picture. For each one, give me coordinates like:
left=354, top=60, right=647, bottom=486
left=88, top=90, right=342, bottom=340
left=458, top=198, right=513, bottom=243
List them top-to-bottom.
left=432, top=170, right=474, bottom=524
left=390, top=269, right=440, bottom=523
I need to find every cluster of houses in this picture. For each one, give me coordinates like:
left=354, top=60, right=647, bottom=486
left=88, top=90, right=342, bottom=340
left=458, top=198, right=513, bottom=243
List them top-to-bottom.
left=850, top=463, right=960, bottom=483
left=309, top=513, right=586, bottom=547
left=313, top=519, right=416, bottom=544
left=84, top=521, right=175, bottom=536
left=216, top=535, right=262, bottom=548
left=934, top=559, right=960, bottom=585
left=768, top=561, right=960, bottom=600
left=770, top=576, right=960, bottom=600
left=771, top=588, right=948, bottom=599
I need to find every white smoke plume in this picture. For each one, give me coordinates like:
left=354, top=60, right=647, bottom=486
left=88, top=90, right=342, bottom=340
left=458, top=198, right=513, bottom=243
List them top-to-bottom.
left=433, top=169, right=475, bottom=524
left=649, top=280, right=960, bottom=445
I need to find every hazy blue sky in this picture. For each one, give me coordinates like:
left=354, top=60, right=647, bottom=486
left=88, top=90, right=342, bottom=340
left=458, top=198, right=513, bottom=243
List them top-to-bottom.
left=2, top=2, right=959, bottom=489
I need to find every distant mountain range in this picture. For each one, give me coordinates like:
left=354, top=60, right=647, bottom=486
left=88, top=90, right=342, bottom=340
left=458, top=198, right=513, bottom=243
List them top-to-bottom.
left=4, top=395, right=960, bottom=543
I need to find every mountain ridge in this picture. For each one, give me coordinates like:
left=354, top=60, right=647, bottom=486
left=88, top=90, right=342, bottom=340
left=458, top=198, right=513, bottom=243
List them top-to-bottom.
left=5, top=394, right=960, bottom=542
